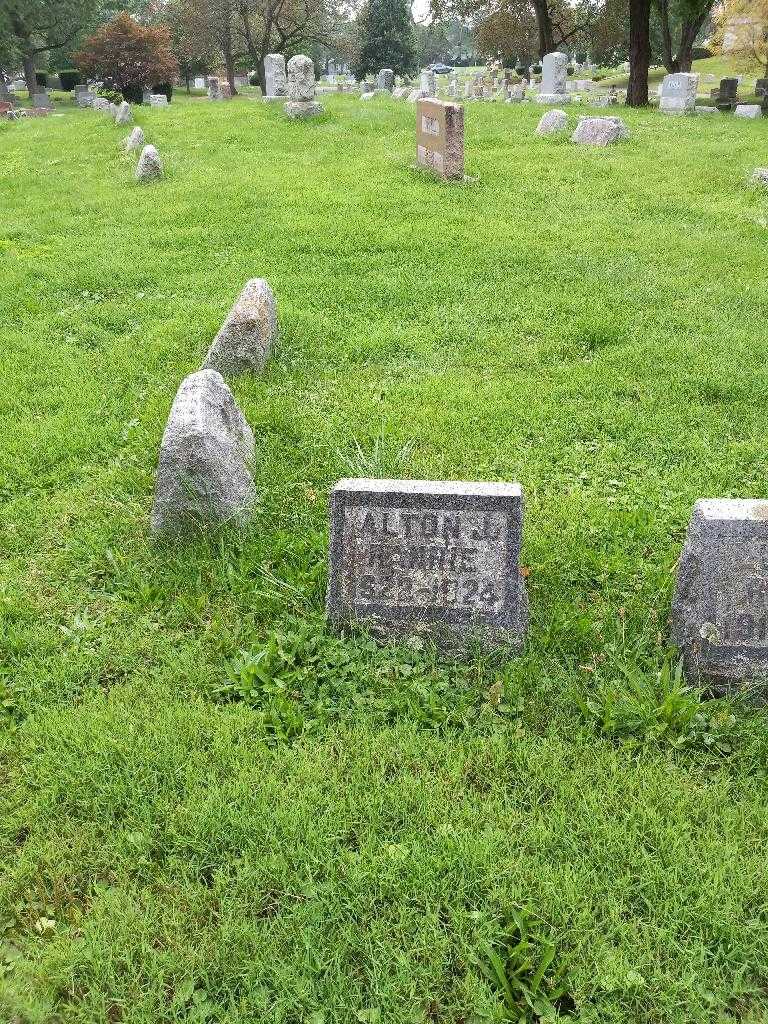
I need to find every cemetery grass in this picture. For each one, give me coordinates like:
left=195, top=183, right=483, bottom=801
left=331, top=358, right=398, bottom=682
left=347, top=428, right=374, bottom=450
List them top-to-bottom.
left=2, top=95, right=768, bottom=1024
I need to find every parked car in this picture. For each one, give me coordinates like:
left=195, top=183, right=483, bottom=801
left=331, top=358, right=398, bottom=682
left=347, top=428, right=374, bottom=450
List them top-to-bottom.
left=429, top=63, right=454, bottom=75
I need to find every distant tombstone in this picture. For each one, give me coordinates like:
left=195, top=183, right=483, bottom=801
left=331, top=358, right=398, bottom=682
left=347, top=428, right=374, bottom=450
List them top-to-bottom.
left=537, top=51, right=569, bottom=103
left=264, top=54, right=287, bottom=99
left=284, top=54, right=323, bottom=117
left=376, top=68, right=394, bottom=92
left=419, top=69, right=436, bottom=96
left=659, top=72, right=698, bottom=114
left=207, top=77, right=222, bottom=100
left=719, top=77, right=738, bottom=99
left=447, top=78, right=458, bottom=99
left=756, top=79, right=768, bottom=97
left=361, top=80, right=374, bottom=94
left=220, top=81, right=232, bottom=99
left=392, top=86, right=409, bottom=99
left=75, top=88, right=94, bottom=108
left=143, top=88, right=152, bottom=104
left=406, top=88, right=421, bottom=103
left=360, top=91, right=375, bottom=101
left=33, top=92, right=52, bottom=109
left=149, top=94, right=169, bottom=107
left=92, top=97, right=111, bottom=113
left=416, top=97, right=464, bottom=180
left=115, top=100, right=132, bottom=124
left=735, top=104, right=761, bottom=119
left=695, top=105, right=718, bottom=115
left=536, top=108, right=568, bottom=135
left=571, top=115, right=628, bottom=145
left=122, top=125, right=145, bottom=152
left=136, top=144, right=163, bottom=181
left=752, top=168, right=768, bottom=185
left=203, top=278, right=277, bottom=376
left=151, top=370, right=255, bottom=534
left=325, top=479, right=529, bottom=654
left=672, top=499, right=768, bottom=690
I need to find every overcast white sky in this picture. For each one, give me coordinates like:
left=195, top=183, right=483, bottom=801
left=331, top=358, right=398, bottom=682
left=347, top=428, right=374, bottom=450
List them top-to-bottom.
left=411, top=0, right=432, bottom=24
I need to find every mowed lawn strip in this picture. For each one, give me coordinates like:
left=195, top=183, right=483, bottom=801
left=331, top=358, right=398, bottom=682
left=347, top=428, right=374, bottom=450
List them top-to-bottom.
left=1, top=94, right=768, bottom=1023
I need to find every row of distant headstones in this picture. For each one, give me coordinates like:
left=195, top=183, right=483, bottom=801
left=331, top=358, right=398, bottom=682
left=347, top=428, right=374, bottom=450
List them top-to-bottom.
left=149, top=278, right=768, bottom=692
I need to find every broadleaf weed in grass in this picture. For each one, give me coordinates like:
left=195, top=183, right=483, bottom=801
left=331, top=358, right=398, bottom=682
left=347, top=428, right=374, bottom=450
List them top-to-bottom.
left=214, top=616, right=527, bottom=736
left=578, top=656, right=742, bottom=755
left=475, top=907, right=575, bottom=1023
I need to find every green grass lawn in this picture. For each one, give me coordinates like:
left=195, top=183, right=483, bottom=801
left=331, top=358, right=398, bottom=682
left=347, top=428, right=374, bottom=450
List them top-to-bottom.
left=2, top=93, right=768, bottom=1024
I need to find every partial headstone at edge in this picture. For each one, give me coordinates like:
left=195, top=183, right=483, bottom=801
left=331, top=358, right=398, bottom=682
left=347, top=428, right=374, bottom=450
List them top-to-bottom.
left=672, top=498, right=768, bottom=691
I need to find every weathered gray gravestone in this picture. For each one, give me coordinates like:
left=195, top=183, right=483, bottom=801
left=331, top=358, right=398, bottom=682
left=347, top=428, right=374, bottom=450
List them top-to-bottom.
left=537, top=51, right=569, bottom=104
left=264, top=54, right=287, bottom=99
left=284, top=55, right=323, bottom=117
left=376, top=68, right=394, bottom=92
left=419, top=69, right=437, bottom=97
left=659, top=72, right=698, bottom=114
left=207, top=76, right=222, bottom=100
left=33, top=92, right=52, bottom=109
left=149, top=93, right=169, bottom=107
left=92, top=97, right=111, bottom=113
left=115, top=100, right=132, bottom=124
left=735, top=104, right=761, bottom=119
left=536, top=109, right=568, bottom=135
left=571, top=115, right=628, bottom=145
left=122, top=126, right=145, bottom=152
left=136, top=144, right=162, bottom=181
left=752, top=168, right=768, bottom=186
left=203, top=278, right=277, bottom=375
left=151, top=370, right=255, bottom=534
left=326, top=479, right=529, bottom=653
left=672, top=499, right=768, bottom=690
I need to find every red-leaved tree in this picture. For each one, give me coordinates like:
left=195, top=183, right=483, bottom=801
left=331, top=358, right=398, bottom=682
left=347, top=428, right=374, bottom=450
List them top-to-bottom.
left=75, top=12, right=179, bottom=101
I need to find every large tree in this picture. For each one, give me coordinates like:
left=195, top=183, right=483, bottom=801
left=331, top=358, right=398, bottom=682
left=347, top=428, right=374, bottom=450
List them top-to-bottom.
left=1, top=0, right=102, bottom=97
left=235, top=0, right=337, bottom=91
left=353, top=0, right=416, bottom=79
left=430, top=0, right=603, bottom=61
left=626, top=0, right=650, bottom=105
left=651, top=0, right=714, bottom=72
left=75, top=11, right=179, bottom=99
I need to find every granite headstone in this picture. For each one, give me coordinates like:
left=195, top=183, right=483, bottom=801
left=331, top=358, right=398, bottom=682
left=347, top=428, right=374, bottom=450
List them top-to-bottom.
left=326, top=478, right=529, bottom=652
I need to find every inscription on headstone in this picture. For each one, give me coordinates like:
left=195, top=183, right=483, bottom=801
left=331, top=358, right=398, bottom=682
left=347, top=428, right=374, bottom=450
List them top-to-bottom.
left=659, top=72, right=698, bottom=114
left=415, top=98, right=464, bottom=180
left=326, top=479, right=529, bottom=652
left=672, top=499, right=768, bottom=689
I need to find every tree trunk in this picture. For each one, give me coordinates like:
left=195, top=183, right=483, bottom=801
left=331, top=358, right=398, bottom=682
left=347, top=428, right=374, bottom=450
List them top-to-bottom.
left=532, top=0, right=555, bottom=58
left=627, top=0, right=651, bottom=107
left=656, top=0, right=677, bottom=71
left=677, top=7, right=712, bottom=72
left=225, top=51, right=237, bottom=95
left=22, top=52, right=38, bottom=98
